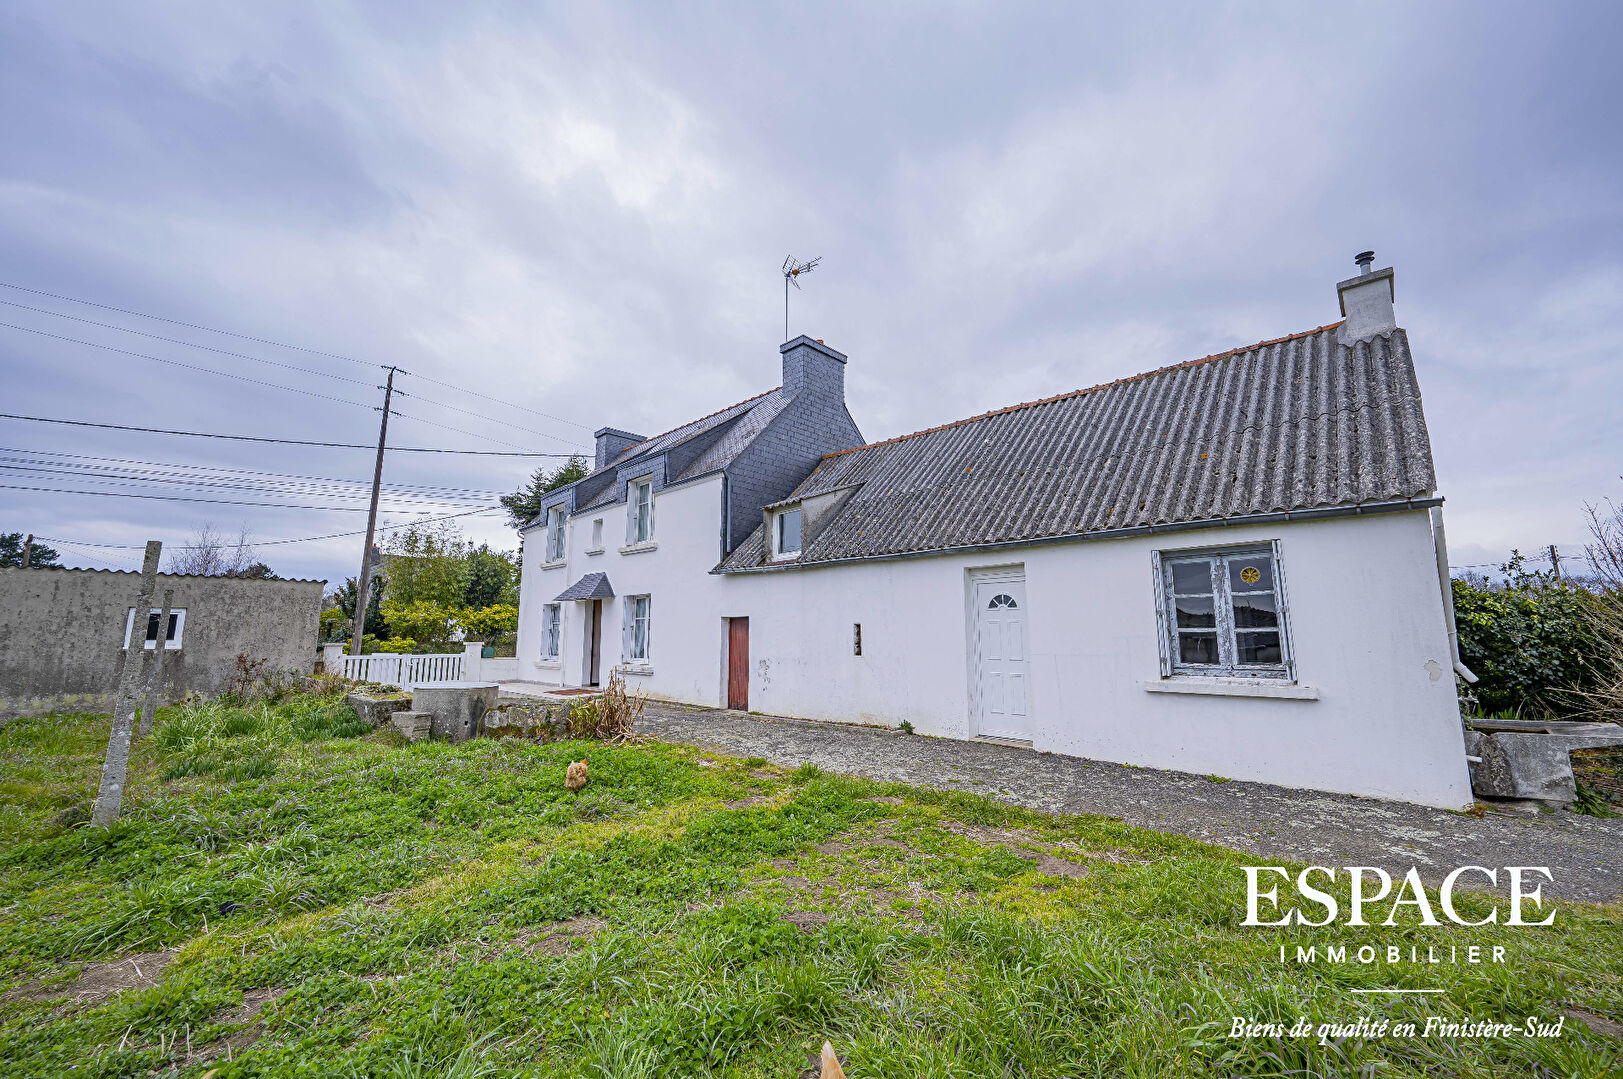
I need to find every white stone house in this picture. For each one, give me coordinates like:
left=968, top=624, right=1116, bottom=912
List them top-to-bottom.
left=517, top=258, right=1475, bottom=808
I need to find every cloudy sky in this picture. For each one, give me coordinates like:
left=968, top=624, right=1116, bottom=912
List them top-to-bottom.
left=2, top=2, right=1619, bottom=585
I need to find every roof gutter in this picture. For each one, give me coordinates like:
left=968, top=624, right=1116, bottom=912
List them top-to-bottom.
left=714, top=496, right=1444, bottom=574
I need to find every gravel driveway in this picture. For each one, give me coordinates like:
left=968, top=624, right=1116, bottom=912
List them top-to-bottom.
left=637, top=702, right=1623, bottom=904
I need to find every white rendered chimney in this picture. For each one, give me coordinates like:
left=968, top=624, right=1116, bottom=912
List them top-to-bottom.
left=1336, top=250, right=1396, bottom=345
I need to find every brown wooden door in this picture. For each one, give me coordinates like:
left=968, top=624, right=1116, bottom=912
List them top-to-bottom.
left=588, top=600, right=602, bottom=686
left=727, top=617, right=749, bottom=710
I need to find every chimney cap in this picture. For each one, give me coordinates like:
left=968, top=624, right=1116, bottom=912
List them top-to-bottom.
left=1354, top=250, right=1376, bottom=273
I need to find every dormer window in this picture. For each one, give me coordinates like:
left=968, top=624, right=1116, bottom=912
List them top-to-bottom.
left=628, top=478, right=654, bottom=544
left=545, top=506, right=566, bottom=561
left=774, top=507, right=803, bottom=558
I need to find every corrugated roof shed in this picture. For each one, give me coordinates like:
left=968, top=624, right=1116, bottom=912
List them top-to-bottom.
left=718, top=324, right=1437, bottom=572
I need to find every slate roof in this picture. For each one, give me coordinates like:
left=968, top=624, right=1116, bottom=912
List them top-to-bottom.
left=718, top=324, right=1438, bottom=572
left=574, top=388, right=788, bottom=513
left=554, top=572, right=615, bottom=601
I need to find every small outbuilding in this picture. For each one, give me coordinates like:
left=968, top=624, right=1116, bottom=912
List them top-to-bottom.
left=0, top=566, right=325, bottom=719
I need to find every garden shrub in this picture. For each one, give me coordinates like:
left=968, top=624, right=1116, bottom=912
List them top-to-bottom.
left=1452, top=558, right=1608, bottom=716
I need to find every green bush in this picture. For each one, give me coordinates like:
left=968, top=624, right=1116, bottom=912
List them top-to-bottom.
left=1453, top=558, right=1607, bottom=716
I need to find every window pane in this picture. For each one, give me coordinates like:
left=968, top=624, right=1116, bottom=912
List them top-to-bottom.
left=778, top=509, right=802, bottom=552
left=1228, top=554, right=1273, bottom=592
left=1170, top=559, right=1213, bottom=595
left=1231, top=592, right=1278, bottom=628
left=1175, top=594, right=1215, bottom=628
left=145, top=613, right=162, bottom=642
left=1236, top=631, right=1282, bottom=665
left=1178, top=632, right=1218, bottom=664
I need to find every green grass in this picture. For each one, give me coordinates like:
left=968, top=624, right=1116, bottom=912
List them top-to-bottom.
left=0, top=693, right=1619, bottom=1076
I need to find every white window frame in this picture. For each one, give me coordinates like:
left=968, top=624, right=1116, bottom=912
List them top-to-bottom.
left=626, top=478, right=654, bottom=544
left=545, top=506, right=566, bottom=562
left=773, top=507, right=803, bottom=559
left=588, top=518, right=604, bottom=553
left=1153, top=541, right=1293, bottom=681
left=623, top=594, right=651, bottom=663
left=540, top=603, right=562, bottom=658
left=125, top=607, right=187, bottom=650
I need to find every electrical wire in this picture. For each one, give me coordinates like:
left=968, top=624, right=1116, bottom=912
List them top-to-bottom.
left=0, top=279, right=594, bottom=438
left=0, top=280, right=377, bottom=369
left=0, top=298, right=378, bottom=383
left=0, top=322, right=373, bottom=407
left=391, top=389, right=587, bottom=446
left=0, top=413, right=581, bottom=456
left=0, top=448, right=510, bottom=500
left=0, top=481, right=505, bottom=512
left=35, top=505, right=507, bottom=550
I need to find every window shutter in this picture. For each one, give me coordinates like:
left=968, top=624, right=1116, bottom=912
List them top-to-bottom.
left=625, top=485, right=637, bottom=545
left=1271, top=539, right=1295, bottom=682
left=1150, top=551, right=1171, bottom=677
left=642, top=597, right=652, bottom=661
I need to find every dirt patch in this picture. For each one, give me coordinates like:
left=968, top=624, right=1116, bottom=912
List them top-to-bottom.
left=725, top=795, right=768, bottom=809
left=867, top=795, right=905, bottom=805
left=814, top=839, right=847, bottom=855
left=1031, top=854, right=1089, bottom=878
left=770, top=858, right=798, bottom=870
left=781, top=910, right=832, bottom=933
left=515, top=914, right=606, bottom=956
left=34, top=949, right=178, bottom=1005
left=219, top=986, right=287, bottom=1025
left=1566, top=1006, right=1623, bottom=1038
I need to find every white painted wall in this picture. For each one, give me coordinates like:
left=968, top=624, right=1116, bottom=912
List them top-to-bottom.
left=517, top=474, right=734, bottom=706
left=516, top=478, right=1472, bottom=808
left=724, top=510, right=1473, bottom=809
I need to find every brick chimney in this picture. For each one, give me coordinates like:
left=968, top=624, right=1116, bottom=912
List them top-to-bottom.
left=1337, top=250, right=1397, bottom=345
left=780, top=335, right=847, bottom=400
left=593, top=427, right=645, bottom=468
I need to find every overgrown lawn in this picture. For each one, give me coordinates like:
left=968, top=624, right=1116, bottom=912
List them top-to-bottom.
left=0, top=694, right=1618, bottom=1077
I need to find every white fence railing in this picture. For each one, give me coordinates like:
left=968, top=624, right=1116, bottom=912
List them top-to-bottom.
left=342, top=652, right=463, bottom=688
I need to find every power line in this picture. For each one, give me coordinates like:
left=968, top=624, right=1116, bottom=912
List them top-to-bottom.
left=0, top=280, right=376, bottom=369
left=0, top=280, right=594, bottom=438
left=0, top=298, right=377, bottom=384
left=0, top=323, right=372, bottom=407
left=398, top=369, right=593, bottom=432
left=392, top=389, right=587, bottom=447
left=0, top=412, right=580, bottom=456
left=0, top=446, right=510, bottom=499
left=0, top=463, right=495, bottom=508
left=0, top=481, right=501, bottom=513
left=36, top=505, right=506, bottom=552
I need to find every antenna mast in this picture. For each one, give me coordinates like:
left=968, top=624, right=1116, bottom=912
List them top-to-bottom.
left=781, top=255, right=821, bottom=341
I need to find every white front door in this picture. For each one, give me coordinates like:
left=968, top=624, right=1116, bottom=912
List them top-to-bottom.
left=974, top=576, right=1031, bottom=741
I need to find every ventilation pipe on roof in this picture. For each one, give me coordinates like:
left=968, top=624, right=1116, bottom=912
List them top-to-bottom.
left=1336, top=250, right=1397, bottom=345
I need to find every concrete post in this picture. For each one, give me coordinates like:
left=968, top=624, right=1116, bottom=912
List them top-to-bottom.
left=93, top=540, right=161, bottom=827
left=136, top=587, right=174, bottom=739
left=462, top=641, right=483, bottom=682
left=322, top=642, right=346, bottom=675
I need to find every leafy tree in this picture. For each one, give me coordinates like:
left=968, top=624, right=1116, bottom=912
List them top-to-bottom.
left=501, top=455, right=589, bottom=528
left=383, top=522, right=470, bottom=608
left=0, top=532, right=61, bottom=568
left=463, top=544, right=517, bottom=608
left=334, top=575, right=387, bottom=639
left=380, top=600, right=460, bottom=650
left=462, top=603, right=519, bottom=642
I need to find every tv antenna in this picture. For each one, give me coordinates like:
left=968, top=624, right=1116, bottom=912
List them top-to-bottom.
left=781, top=255, right=820, bottom=341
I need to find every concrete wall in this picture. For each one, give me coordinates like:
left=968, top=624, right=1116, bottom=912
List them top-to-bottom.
left=724, top=510, right=1473, bottom=809
left=0, top=567, right=325, bottom=718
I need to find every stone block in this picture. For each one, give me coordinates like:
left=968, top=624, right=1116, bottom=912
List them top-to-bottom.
left=412, top=681, right=500, bottom=743
left=345, top=692, right=411, bottom=729
left=389, top=710, right=433, bottom=743
left=1465, top=720, right=1623, bottom=805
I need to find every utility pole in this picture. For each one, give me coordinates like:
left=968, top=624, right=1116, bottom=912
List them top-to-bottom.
left=350, top=366, right=398, bottom=656
left=21, top=534, right=32, bottom=568
left=1548, top=543, right=1561, bottom=579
